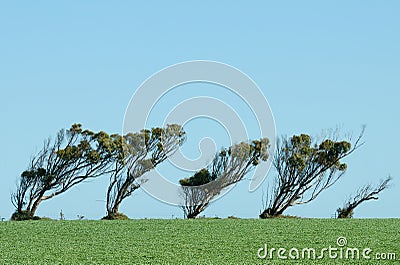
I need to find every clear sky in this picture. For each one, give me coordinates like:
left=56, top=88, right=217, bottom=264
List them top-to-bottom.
left=1, top=1, right=399, bottom=220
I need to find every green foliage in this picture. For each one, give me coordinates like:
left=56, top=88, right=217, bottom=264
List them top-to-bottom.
left=69, top=123, right=83, bottom=134
left=57, top=126, right=121, bottom=163
left=283, top=134, right=352, bottom=175
left=291, top=134, right=312, bottom=150
left=228, top=138, right=270, bottom=165
left=317, top=140, right=351, bottom=170
left=56, top=146, right=81, bottom=160
left=85, top=150, right=101, bottom=163
left=21, top=167, right=48, bottom=184
left=179, top=168, right=215, bottom=186
left=0, top=219, right=398, bottom=264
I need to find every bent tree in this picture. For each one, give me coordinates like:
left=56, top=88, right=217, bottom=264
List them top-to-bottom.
left=11, top=124, right=118, bottom=220
left=105, top=124, right=185, bottom=219
left=260, top=129, right=364, bottom=218
left=180, top=138, right=270, bottom=219
left=337, top=176, right=391, bottom=218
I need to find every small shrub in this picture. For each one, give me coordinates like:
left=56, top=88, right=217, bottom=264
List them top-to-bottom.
left=11, top=211, right=41, bottom=221
left=102, top=212, right=129, bottom=220
left=227, top=216, right=239, bottom=219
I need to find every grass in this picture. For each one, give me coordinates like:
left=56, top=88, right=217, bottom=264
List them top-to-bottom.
left=0, top=218, right=399, bottom=264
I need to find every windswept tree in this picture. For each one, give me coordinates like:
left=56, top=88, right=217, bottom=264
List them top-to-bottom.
left=11, top=124, right=118, bottom=220
left=105, top=124, right=185, bottom=219
left=260, top=129, right=364, bottom=218
left=180, top=138, right=270, bottom=219
left=180, top=169, right=217, bottom=219
left=337, top=176, right=392, bottom=218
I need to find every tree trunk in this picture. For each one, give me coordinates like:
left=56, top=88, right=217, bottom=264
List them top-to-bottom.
left=105, top=177, right=130, bottom=218
left=106, top=192, right=123, bottom=219
left=29, top=198, right=42, bottom=217
left=109, top=203, right=120, bottom=216
left=185, top=204, right=206, bottom=219
left=187, top=210, right=201, bottom=219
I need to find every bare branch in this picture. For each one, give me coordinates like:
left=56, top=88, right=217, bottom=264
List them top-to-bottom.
left=337, top=176, right=392, bottom=218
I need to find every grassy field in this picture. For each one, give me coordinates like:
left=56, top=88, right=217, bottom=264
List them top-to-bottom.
left=0, top=218, right=399, bottom=264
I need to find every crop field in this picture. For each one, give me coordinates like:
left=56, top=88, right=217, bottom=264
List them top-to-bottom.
left=0, top=218, right=399, bottom=264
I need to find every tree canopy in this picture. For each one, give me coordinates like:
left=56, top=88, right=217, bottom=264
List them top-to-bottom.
left=11, top=124, right=119, bottom=220
left=105, top=124, right=186, bottom=219
left=260, top=129, right=364, bottom=218
left=180, top=138, right=270, bottom=218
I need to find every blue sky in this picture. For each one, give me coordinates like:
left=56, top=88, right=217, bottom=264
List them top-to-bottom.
left=1, top=1, right=399, bottom=220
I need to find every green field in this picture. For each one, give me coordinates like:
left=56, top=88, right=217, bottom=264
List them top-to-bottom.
left=0, top=219, right=399, bottom=264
